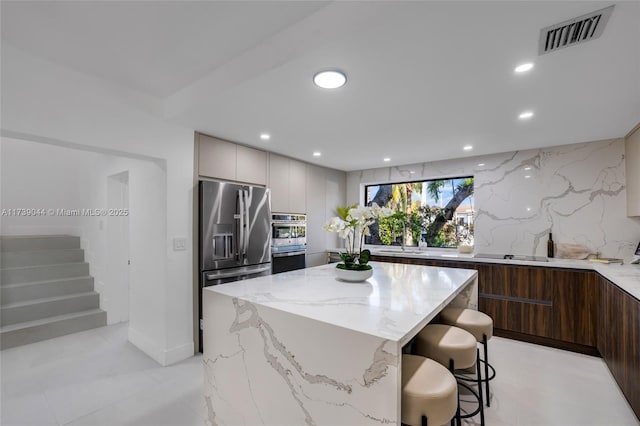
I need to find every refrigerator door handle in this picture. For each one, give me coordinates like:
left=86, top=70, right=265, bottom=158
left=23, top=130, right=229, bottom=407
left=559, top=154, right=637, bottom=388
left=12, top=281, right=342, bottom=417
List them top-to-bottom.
left=238, top=189, right=245, bottom=263
left=243, top=189, right=250, bottom=260
left=205, top=265, right=271, bottom=281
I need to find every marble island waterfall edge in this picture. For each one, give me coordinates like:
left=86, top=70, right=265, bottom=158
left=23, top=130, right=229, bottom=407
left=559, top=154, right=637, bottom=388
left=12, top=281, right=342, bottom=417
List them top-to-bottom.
left=202, top=262, right=478, bottom=425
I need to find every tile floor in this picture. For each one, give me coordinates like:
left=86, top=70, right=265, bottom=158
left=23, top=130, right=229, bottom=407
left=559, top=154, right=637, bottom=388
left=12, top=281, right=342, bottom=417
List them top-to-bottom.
left=1, top=323, right=638, bottom=426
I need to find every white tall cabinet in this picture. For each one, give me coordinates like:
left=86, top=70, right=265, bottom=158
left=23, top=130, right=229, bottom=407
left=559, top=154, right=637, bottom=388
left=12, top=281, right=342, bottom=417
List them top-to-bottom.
left=626, top=124, right=640, bottom=217
left=268, top=153, right=307, bottom=214
left=306, top=164, right=346, bottom=267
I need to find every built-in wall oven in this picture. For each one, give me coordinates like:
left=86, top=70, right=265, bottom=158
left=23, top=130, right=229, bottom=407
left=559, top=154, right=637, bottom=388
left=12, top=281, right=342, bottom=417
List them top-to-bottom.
left=271, top=213, right=306, bottom=274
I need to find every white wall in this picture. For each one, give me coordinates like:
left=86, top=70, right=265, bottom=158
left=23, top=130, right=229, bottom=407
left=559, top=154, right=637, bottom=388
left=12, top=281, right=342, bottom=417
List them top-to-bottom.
left=2, top=44, right=194, bottom=365
left=1, top=135, right=171, bottom=350
left=0, top=138, right=99, bottom=236
left=347, top=138, right=640, bottom=261
left=80, top=154, right=166, bottom=333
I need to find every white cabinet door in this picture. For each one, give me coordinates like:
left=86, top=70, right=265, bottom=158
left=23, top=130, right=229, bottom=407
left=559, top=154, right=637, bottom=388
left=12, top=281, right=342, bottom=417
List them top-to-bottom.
left=626, top=126, right=640, bottom=217
left=198, top=134, right=237, bottom=181
left=237, top=144, right=267, bottom=185
left=269, top=153, right=290, bottom=213
left=269, top=155, right=307, bottom=213
left=288, top=159, right=307, bottom=214
left=305, top=164, right=326, bottom=254
left=325, top=168, right=346, bottom=250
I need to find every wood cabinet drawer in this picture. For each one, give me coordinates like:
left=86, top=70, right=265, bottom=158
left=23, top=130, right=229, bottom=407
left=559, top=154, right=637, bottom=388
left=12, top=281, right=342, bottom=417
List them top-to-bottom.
left=480, top=295, right=553, bottom=338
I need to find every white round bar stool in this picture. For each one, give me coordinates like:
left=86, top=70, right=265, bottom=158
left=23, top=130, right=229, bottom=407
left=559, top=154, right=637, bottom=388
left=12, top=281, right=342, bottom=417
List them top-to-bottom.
left=440, top=307, right=495, bottom=407
left=414, top=324, right=485, bottom=426
left=402, top=354, right=458, bottom=426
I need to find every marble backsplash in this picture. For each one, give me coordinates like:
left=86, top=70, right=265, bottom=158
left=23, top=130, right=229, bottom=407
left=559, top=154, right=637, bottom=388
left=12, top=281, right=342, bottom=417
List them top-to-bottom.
left=347, top=138, right=640, bottom=260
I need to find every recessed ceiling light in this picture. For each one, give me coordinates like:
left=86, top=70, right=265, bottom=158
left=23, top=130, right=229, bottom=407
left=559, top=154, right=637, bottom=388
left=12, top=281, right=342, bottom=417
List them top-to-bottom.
left=515, top=63, right=534, bottom=73
left=313, top=70, right=347, bottom=89
left=519, top=111, right=534, bottom=120
left=260, top=133, right=270, bottom=140
left=463, top=145, right=473, bottom=151
left=313, top=152, right=321, bottom=157
left=383, top=157, right=391, bottom=162
left=477, top=163, right=485, bottom=167
left=524, top=166, right=532, bottom=170
left=409, top=170, right=416, bottom=174
left=525, top=175, right=531, bottom=179
left=526, top=207, right=532, bottom=211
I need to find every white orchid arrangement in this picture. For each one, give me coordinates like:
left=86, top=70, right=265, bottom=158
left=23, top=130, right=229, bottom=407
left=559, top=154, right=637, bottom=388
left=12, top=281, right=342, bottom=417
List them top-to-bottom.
left=323, top=203, right=393, bottom=270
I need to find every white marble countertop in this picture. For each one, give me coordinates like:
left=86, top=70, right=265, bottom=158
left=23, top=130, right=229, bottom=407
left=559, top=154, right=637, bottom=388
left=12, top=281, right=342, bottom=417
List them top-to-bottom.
left=331, top=247, right=640, bottom=301
left=206, top=261, right=477, bottom=345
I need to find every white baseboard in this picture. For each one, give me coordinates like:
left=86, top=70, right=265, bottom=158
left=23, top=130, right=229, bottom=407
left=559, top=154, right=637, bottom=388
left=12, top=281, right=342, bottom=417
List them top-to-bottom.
left=128, top=326, right=194, bottom=366
left=128, top=326, right=165, bottom=365
left=163, top=341, right=195, bottom=365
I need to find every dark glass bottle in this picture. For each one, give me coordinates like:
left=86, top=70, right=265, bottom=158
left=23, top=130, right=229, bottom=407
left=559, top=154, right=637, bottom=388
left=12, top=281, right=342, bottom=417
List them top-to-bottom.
left=547, top=233, right=555, bottom=258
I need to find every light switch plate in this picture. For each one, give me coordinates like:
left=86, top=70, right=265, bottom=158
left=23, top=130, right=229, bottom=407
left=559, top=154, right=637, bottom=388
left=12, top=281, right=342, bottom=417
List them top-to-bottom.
left=173, top=237, right=187, bottom=251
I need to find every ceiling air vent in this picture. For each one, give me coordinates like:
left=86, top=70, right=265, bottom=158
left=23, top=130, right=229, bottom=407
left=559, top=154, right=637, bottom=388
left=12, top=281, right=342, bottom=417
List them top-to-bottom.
left=539, top=5, right=614, bottom=55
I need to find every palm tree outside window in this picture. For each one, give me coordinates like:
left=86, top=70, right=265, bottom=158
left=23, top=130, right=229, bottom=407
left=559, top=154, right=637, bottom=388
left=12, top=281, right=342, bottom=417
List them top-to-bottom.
left=364, top=176, right=474, bottom=248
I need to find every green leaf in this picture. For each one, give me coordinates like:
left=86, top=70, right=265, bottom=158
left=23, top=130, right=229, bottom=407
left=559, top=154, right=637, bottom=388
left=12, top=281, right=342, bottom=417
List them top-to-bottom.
left=336, top=204, right=357, bottom=220
left=358, top=249, right=371, bottom=265
left=339, top=252, right=355, bottom=265
left=336, top=263, right=373, bottom=271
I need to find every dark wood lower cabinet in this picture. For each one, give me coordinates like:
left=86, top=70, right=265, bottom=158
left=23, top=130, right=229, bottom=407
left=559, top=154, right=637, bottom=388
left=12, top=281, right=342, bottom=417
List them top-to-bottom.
left=372, top=254, right=639, bottom=420
left=373, top=255, right=584, bottom=344
left=479, top=265, right=554, bottom=338
left=550, top=269, right=597, bottom=346
left=597, top=275, right=640, bottom=419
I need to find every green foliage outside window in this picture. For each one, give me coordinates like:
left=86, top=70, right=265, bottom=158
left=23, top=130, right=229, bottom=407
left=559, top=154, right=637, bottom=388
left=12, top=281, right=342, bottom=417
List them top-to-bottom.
left=365, top=177, right=474, bottom=248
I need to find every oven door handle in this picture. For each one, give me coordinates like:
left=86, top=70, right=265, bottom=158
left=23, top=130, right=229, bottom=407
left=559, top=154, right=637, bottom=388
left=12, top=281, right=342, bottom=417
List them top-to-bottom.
left=272, top=250, right=307, bottom=258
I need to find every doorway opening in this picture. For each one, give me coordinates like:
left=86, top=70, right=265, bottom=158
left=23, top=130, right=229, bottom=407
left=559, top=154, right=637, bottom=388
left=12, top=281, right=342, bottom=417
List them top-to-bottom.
left=106, top=171, right=130, bottom=323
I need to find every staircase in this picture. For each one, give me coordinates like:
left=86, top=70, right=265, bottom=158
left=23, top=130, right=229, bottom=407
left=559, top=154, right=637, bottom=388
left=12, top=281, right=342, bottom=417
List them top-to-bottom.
left=0, top=235, right=107, bottom=349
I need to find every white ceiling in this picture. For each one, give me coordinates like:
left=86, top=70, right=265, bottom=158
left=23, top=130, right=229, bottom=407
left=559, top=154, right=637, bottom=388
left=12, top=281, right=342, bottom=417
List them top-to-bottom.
left=2, top=1, right=639, bottom=171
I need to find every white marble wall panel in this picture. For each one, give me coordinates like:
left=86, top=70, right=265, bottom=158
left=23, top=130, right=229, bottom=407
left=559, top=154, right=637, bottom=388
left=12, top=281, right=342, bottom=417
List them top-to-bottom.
left=348, top=139, right=640, bottom=260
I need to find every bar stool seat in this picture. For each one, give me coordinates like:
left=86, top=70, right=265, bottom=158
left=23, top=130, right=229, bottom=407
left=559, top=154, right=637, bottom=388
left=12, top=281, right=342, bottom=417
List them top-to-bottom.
left=440, top=308, right=493, bottom=342
left=440, top=308, right=495, bottom=407
left=414, top=324, right=485, bottom=426
left=415, top=324, right=477, bottom=370
left=402, top=354, right=458, bottom=426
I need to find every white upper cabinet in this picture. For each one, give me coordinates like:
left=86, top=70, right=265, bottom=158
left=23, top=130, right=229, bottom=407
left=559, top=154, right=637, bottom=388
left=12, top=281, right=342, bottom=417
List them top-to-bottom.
left=626, top=124, right=640, bottom=217
left=198, top=133, right=267, bottom=185
left=198, top=134, right=236, bottom=181
left=237, top=144, right=267, bottom=185
left=268, top=153, right=307, bottom=214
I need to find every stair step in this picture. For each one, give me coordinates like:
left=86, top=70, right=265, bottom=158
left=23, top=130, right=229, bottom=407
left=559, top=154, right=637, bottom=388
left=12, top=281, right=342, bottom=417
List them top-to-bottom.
left=0, top=235, right=80, bottom=252
left=0, top=248, right=85, bottom=268
left=1, top=262, right=90, bottom=285
left=1, top=276, right=94, bottom=305
left=1, top=292, right=100, bottom=326
left=0, top=308, right=107, bottom=349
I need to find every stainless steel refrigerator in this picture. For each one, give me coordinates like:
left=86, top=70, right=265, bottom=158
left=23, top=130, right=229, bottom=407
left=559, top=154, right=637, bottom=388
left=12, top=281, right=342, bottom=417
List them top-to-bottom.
left=198, top=180, right=271, bottom=350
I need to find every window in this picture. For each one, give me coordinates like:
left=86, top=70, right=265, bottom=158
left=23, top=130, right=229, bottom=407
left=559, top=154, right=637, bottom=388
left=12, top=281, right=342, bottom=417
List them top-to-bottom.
left=364, top=177, right=474, bottom=248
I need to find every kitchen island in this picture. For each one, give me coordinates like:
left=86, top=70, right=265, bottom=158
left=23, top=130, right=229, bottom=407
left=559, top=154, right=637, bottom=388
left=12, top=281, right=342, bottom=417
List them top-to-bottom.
left=202, top=261, right=478, bottom=425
